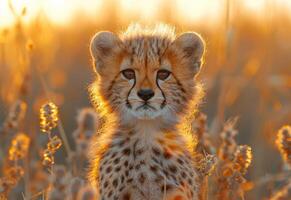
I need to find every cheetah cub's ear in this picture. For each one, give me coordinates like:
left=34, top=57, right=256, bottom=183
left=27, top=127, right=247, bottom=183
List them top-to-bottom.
left=90, top=31, right=122, bottom=74
left=172, top=32, right=205, bottom=76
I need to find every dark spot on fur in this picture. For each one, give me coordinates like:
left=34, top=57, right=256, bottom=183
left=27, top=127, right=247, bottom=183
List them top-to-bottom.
left=173, top=98, right=181, bottom=104
left=128, top=131, right=135, bottom=135
left=118, top=140, right=125, bottom=147
left=152, top=147, right=161, bottom=156
left=123, top=148, right=131, bottom=155
left=136, top=148, right=144, bottom=156
left=163, top=150, right=173, bottom=159
left=111, top=152, right=117, bottom=158
left=113, top=157, right=120, bottom=164
left=152, top=157, right=159, bottom=164
left=177, top=158, right=184, bottom=165
left=140, top=160, right=145, bottom=165
left=135, top=164, right=141, bottom=170
left=150, top=165, right=157, bottom=172
left=169, top=165, right=177, bottom=173
left=106, top=166, right=112, bottom=173
left=115, top=166, right=121, bottom=172
left=163, top=169, right=169, bottom=177
left=181, top=171, right=186, bottom=177
left=139, top=173, right=145, bottom=184
left=155, top=175, right=163, bottom=183
left=127, top=178, right=133, bottom=183
left=188, top=178, right=193, bottom=185
left=113, top=179, right=118, bottom=187
left=104, top=181, right=108, bottom=188
left=161, top=184, right=173, bottom=192
left=119, top=186, right=125, bottom=192
left=190, top=190, right=194, bottom=196
left=108, top=191, right=113, bottom=198
left=123, top=193, right=131, bottom=200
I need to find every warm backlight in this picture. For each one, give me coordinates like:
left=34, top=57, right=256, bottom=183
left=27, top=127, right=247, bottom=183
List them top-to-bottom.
left=1, top=0, right=291, bottom=28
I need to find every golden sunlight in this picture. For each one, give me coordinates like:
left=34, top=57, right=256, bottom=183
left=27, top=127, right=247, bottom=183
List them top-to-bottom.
left=0, top=0, right=102, bottom=27
left=1, top=0, right=291, bottom=28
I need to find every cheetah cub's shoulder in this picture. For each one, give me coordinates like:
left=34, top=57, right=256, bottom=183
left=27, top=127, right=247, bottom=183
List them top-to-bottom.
left=88, top=24, right=205, bottom=200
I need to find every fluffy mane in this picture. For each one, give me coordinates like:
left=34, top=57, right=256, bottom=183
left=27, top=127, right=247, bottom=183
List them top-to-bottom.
left=120, top=23, right=175, bottom=41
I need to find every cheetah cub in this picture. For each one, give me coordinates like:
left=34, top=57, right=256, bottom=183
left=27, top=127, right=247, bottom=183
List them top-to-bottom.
left=88, top=24, right=205, bottom=200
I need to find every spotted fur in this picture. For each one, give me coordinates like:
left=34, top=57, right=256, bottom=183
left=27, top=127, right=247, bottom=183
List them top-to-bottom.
left=88, top=24, right=205, bottom=200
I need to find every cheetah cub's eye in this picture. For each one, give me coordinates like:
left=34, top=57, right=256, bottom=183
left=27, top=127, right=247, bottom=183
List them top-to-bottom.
left=122, top=69, right=135, bottom=80
left=157, top=69, right=171, bottom=80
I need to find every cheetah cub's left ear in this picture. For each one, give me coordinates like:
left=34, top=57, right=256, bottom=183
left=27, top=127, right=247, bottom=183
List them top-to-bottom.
left=90, top=31, right=122, bottom=74
left=172, top=32, right=205, bottom=75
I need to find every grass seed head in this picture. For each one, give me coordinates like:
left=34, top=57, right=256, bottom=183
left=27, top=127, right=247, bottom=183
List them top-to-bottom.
left=4, top=100, right=27, bottom=130
left=40, top=102, right=58, bottom=133
left=218, top=123, right=238, bottom=161
left=276, top=125, right=291, bottom=165
left=8, top=133, right=30, bottom=161
left=47, top=135, right=62, bottom=152
left=234, top=145, right=252, bottom=174
left=42, top=149, right=55, bottom=166
left=198, top=154, right=217, bottom=177
left=6, top=166, right=24, bottom=185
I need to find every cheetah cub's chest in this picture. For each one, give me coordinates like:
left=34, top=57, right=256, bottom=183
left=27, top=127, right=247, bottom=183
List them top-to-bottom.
left=98, top=128, right=198, bottom=200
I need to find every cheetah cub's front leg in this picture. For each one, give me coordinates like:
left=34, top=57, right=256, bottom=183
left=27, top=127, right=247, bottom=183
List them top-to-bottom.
left=88, top=24, right=205, bottom=200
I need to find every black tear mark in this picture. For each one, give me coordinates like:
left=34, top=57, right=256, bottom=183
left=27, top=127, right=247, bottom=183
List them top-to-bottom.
left=126, top=77, right=136, bottom=109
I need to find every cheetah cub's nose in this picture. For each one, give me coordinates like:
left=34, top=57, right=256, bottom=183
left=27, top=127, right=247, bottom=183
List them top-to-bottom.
left=137, top=89, right=155, bottom=101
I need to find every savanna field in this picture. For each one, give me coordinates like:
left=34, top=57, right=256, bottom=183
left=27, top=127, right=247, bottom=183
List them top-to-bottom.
left=0, top=0, right=290, bottom=199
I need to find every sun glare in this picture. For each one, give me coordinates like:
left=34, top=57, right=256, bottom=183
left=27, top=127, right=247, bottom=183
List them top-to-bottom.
left=0, top=0, right=102, bottom=27
left=1, top=0, right=291, bottom=28
left=120, top=0, right=160, bottom=21
left=176, top=0, right=222, bottom=24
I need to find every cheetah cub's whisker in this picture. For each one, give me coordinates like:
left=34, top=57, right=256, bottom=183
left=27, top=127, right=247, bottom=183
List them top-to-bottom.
left=88, top=24, right=205, bottom=200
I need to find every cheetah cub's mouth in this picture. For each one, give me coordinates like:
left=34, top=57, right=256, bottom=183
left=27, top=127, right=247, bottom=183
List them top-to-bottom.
left=89, top=24, right=205, bottom=122
left=134, top=102, right=158, bottom=119
left=136, top=104, right=156, bottom=111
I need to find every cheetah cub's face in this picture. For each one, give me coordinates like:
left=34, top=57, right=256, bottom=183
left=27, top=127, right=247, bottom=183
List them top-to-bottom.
left=90, top=26, right=204, bottom=123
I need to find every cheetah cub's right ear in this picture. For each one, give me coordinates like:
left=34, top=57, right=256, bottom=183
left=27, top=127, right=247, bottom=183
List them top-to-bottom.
left=90, top=31, right=123, bottom=75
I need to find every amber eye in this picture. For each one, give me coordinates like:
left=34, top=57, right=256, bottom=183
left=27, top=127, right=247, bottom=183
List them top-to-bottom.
left=122, top=69, right=135, bottom=80
left=157, top=69, right=171, bottom=80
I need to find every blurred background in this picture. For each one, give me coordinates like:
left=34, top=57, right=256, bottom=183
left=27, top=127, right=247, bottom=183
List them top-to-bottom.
left=0, top=0, right=290, bottom=199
